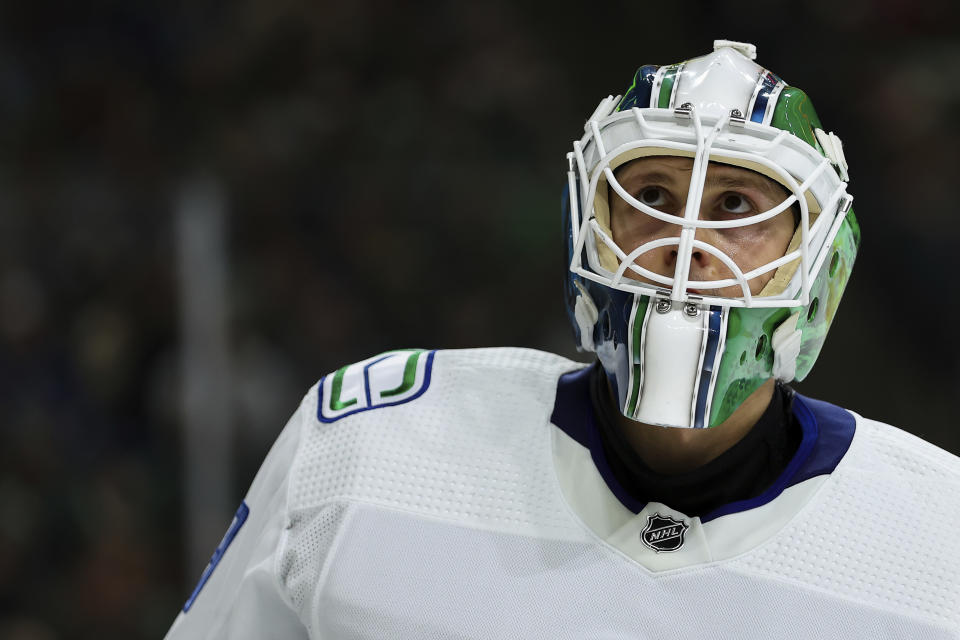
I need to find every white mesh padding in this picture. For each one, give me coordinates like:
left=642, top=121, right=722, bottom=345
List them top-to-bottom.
left=730, top=417, right=960, bottom=628
left=278, top=501, right=349, bottom=628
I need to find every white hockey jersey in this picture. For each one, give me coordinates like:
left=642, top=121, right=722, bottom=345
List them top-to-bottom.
left=165, top=347, right=960, bottom=639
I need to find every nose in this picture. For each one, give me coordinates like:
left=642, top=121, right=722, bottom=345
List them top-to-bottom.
left=666, top=225, right=715, bottom=270
left=669, top=245, right=708, bottom=267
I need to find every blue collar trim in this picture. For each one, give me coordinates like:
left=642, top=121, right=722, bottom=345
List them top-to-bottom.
left=550, top=366, right=857, bottom=521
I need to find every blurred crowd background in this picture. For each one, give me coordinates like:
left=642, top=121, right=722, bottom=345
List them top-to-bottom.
left=1, top=0, right=958, bottom=637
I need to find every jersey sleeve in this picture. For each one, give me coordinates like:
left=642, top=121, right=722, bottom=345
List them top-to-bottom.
left=164, top=395, right=309, bottom=640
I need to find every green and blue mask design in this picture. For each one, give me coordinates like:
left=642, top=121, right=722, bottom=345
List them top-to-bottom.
left=563, top=43, right=859, bottom=428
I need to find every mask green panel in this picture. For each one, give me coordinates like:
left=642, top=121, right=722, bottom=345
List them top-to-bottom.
left=657, top=64, right=682, bottom=108
left=706, top=86, right=860, bottom=427
left=769, top=87, right=823, bottom=148
left=708, top=206, right=860, bottom=426
left=793, top=206, right=860, bottom=381
left=709, top=306, right=788, bottom=426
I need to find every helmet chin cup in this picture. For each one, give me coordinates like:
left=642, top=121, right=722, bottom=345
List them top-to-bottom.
left=601, top=297, right=726, bottom=429
left=632, top=303, right=717, bottom=428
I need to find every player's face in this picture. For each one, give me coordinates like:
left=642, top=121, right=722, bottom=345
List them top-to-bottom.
left=609, top=156, right=796, bottom=297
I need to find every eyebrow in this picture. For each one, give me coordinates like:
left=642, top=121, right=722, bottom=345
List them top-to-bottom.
left=614, top=164, right=789, bottom=200
left=614, top=170, right=687, bottom=189
left=705, top=171, right=788, bottom=200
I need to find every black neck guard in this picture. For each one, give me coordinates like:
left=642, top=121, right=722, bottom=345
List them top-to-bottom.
left=589, top=363, right=803, bottom=517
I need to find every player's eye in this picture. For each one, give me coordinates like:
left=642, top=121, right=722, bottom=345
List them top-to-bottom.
left=636, top=186, right=668, bottom=208
left=719, top=193, right=753, bottom=215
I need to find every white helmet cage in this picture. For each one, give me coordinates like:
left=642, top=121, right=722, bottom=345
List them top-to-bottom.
left=568, top=99, right=850, bottom=310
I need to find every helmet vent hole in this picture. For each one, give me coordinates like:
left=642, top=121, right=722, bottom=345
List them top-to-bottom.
left=828, top=251, right=840, bottom=277
left=807, top=297, right=820, bottom=322
left=755, top=335, right=767, bottom=360
left=739, top=351, right=746, bottom=365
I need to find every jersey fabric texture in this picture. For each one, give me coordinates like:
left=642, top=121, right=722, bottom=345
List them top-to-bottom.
left=165, top=348, right=960, bottom=639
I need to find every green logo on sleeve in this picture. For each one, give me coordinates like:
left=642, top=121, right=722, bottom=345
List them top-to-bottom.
left=318, top=349, right=435, bottom=423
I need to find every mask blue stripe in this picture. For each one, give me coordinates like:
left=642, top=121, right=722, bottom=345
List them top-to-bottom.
left=616, top=64, right=659, bottom=112
left=750, top=71, right=781, bottom=123
left=693, top=306, right=723, bottom=428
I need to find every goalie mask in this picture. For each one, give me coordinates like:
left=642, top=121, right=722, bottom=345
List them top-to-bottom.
left=563, top=40, right=860, bottom=429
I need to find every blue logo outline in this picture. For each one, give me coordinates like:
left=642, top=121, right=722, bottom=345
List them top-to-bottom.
left=317, top=350, right=436, bottom=424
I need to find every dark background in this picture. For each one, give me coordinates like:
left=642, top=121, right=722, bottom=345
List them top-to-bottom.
left=1, top=1, right=957, bottom=637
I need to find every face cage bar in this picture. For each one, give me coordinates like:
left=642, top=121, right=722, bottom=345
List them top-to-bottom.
left=567, top=101, right=851, bottom=309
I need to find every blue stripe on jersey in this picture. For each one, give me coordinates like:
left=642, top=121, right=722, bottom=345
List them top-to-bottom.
left=550, top=365, right=646, bottom=513
left=550, top=366, right=594, bottom=448
left=550, top=368, right=856, bottom=520
left=700, top=395, right=855, bottom=522
left=183, top=501, right=250, bottom=613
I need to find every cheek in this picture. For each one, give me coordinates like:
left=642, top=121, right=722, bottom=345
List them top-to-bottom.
left=611, top=209, right=677, bottom=252
left=763, top=213, right=797, bottom=260
left=712, top=214, right=795, bottom=269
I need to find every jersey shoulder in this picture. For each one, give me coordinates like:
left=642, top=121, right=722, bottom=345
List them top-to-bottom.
left=288, top=347, right=586, bottom=532
left=314, top=347, right=578, bottom=423
left=272, top=348, right=588, bottom=631
left=732, top=409, right=960, bottom=628
left=850, top=411, right=960, bottom=480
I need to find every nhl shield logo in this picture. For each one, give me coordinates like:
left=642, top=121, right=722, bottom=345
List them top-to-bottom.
left=640, top=513, right=689, bottom=553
